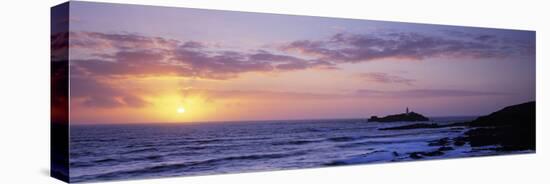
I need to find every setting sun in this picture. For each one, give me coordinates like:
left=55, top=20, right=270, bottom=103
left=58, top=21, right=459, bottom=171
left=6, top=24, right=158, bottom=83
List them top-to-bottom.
left=177, top=107, right=186, bottom=114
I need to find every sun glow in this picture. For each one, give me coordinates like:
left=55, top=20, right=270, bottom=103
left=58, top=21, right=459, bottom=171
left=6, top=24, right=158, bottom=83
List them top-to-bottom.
left=137, top=92, right=219, bottom=123
left=177, top=107, right=186, bottom=114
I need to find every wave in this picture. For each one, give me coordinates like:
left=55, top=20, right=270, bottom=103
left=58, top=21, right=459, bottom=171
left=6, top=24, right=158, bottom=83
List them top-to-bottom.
left=325, top=133, right=416, bottom=143
left=327, top=136, right=359, bottom=142
left=159, top=137, right=271, bottom=148
left=72, top=138, right=118, bottom=143
left=271, top=139, right=323, bottom=146
left=336, top=139, right=424, bottom=149
left=120, top=147, right=158, bottom=154
left=70, top=150, right=95, bottom=158
left=74, top=150, right=309, bottom=181
left=323, top=150, right=396, bottom=166
left=72, top=154, right=166, bottom=169
left=94, top=158, right=117, bottom=163
left=70, top=161, right=95, bottom=168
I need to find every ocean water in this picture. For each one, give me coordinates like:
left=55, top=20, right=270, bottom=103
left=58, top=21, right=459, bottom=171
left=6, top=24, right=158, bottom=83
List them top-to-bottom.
left=69, top=117, right=522, bottom=182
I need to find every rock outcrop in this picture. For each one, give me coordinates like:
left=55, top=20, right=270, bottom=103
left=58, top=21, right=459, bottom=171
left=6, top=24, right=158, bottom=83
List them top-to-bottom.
left=465, top=101, right=535, bottom=151
left=368, top=111, right=429, bottom=122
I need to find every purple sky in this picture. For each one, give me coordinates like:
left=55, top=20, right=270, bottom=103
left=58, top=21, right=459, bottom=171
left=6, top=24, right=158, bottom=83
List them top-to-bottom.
left=61, top=1, right=535, bottom=123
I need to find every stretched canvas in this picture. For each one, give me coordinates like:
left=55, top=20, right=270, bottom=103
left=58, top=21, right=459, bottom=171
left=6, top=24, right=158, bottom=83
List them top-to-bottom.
left=51, top=1, right=536, bottom=183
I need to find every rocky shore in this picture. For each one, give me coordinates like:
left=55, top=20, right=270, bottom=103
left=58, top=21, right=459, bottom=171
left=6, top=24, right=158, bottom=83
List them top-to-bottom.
left=376, top=101, right=535, bottom=159
left=463, top=101, right=535, bottom=151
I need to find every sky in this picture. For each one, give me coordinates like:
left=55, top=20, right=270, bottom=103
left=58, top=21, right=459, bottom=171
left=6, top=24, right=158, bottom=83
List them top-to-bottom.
left=59, top=1, right=536, bottom=124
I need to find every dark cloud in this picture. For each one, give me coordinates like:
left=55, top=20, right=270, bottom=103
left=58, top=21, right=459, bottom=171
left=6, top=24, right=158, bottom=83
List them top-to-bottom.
left=442, top=29, right=535, bottom=57
left=65, top=30, right=527, bottom=109
left=69, top=30, right=534, bottom=80
left=70, top=30, right=533, bottom=81
left=441, top=30, right=498, bottom=42
left=67, top=31, right=342, bottom=108
left=69, top=31, right=179, bottom=50
left=282, top=31, right=533, bottom=63
left=51, top=32, right=69, bottom=61
left=70, top=32, right=337, bottom=80
left=180, top=41, right=205, bottom=49
left=171, top=47, right=274, bottom=79
left=75, top=49, right=183, bottom=77
left=248, top=50, right=301, bottom=62
left=248, top=50, right=338, bottom=70
left=275, top=61, right=311, bottom=70
left=356, top=72, right=415, bottom=85
left=70, top=76, right=148, bottom=108
left=356, top=89, right=508, bottom=98
left=81, top=95, right=124, bottom=108
left=121, top=96, right=149, bottom=107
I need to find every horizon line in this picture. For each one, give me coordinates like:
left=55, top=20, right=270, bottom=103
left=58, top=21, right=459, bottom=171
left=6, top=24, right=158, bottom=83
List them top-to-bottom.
left=69, top=114, right=481, bottom=126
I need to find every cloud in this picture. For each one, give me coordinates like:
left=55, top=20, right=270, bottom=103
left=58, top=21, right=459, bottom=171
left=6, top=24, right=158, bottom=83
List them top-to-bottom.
left=65, top=30, right=526, bottom=109
left=69, top=30, right=533, bottom=81
left=441, top=30, right=535, bottom=57
left=441, top=30, right=499, bottom=42
left=66, top=31, right=342, bottom=108
left=69, top=31, right=179, bottom=51
left=281, top=31, right=533, bottom=63
left=51, top=32, right=69, bottom=61
left=69, top=32, right=337, bottom=80
left=171, top=47, right=275, bottom=79
left=73, top=50, right=181, bottom=77
left=356, top=72, right=415, bottom=85
left=70, top=76, right=149, bottom=108
left=356, top=89, right=508, bottom=98
left=121, top=96, right=149, bottom=107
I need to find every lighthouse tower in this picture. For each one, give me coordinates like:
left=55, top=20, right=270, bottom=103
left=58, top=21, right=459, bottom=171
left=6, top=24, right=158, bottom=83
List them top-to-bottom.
left=406, top=107, right=409, bottom=114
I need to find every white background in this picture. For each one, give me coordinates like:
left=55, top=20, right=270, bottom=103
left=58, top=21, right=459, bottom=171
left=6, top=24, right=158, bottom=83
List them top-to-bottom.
left=0, top=0, right=548, bottom=183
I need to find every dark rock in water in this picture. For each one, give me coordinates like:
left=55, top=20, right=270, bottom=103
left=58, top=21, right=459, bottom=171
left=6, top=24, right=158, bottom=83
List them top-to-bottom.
left=465, top=101, right=535, bottom=151
left=369, top=111, right=429, bottom=122
left=453, top=137, right=467, bottom=146
left=422, top=150, right=444, bottom=157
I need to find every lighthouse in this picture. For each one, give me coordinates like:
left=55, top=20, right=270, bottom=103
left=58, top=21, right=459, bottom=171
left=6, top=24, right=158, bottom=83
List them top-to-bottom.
left=406, top=107, right=409, bottom=114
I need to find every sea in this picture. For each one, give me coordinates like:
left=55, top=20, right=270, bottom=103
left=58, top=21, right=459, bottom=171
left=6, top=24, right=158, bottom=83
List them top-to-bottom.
left=69, top=117, right=527, bottom=182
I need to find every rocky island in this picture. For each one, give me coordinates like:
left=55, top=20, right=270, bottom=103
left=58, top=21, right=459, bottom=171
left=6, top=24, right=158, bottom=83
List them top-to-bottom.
left=368, top=108, right=430, bottom=122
